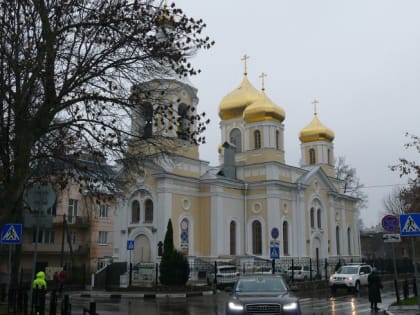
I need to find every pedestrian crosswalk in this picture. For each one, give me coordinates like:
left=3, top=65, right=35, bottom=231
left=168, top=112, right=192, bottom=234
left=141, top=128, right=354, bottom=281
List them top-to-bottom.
left=298, top=291, right=397, bottom=314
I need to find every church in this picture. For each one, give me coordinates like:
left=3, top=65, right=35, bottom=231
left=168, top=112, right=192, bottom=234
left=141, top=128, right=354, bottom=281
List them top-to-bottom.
left=112, top=57, right=361, bottom=273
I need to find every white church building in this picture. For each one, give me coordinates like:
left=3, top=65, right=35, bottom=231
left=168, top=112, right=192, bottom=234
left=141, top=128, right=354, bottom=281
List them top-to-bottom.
left=112, top=63, right=361, bottom=274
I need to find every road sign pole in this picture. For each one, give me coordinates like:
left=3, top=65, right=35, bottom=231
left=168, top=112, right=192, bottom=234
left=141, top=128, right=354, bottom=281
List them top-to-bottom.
left=410, top=238, right=420, bottom=314
left=392, top=243, right=400, bottom=303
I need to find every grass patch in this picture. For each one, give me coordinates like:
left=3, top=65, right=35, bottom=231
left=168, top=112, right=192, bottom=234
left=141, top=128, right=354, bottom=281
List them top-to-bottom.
left=393, top=296, right=420, bottom=306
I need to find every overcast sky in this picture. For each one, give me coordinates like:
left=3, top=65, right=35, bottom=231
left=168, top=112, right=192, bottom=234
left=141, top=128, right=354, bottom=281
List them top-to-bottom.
left=173, top=0, right=420, bottom=228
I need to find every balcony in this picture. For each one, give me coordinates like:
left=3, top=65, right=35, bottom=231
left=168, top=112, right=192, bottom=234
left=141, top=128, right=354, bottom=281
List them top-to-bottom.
left=52, top=215, right=90, bottom=228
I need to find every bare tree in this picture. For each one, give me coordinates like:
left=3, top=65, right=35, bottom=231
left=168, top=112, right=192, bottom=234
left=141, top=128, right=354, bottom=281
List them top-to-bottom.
left=0, top=1, right=214, bottom=223
left=390, top=133, right=420, bottom=213
left=335, top=156, right=368, bottom=210
left=382, top=187, right=409, bottom=216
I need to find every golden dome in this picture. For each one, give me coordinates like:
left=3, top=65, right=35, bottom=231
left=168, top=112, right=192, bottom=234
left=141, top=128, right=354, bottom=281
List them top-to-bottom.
left=218, top=76, right=261, bottom=120
left=243, top=92, right=285, bottom=123
left=299, top=114, right=335, bottom=143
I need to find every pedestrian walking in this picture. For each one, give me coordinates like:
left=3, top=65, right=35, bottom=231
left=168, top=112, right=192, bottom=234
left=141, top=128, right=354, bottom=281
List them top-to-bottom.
left=368, top=269, right=383, bottom=312
left=32, top=271, right=47, bottom=315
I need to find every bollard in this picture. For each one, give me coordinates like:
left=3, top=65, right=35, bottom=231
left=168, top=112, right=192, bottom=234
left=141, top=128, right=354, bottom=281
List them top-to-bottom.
left=413, top=277, right=418, bottom=297
left=49, top=290, right=57, bottom=315
left=61, top=294, right=70, bottom=315
left=89, top=301, right=96, bottom=315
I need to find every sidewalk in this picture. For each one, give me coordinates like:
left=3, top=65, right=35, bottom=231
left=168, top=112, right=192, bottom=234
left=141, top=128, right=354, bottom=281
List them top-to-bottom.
left=385, top=304, right=420, bottom=315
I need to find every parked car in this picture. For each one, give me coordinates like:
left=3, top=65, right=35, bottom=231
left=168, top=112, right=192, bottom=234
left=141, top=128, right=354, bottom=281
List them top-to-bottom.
left=329, top=263, right=372, bottom=293
left=207, top=265, right=240, bottom=287
left=287, top=265, right=313, bottom=281
left=225, top=274, right=302, bottom=315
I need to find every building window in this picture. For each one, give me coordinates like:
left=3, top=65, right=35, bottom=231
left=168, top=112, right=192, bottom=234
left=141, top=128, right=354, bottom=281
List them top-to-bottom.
left=142, top=103, right=153, bottom=138
left=177, top=103, right=189, bottom=140
left=230, top=128, right=242, bottom=152
left=254, top=130, right=261, bottom=149
left=276, top=130, right=280, bottom=150
left=309, top=148, right=316, bottom=164
left=328, top=149, right=331, bottom=165
left=67, top=199, right=78, bottom=224
left=144, top=199, right=153, bottom=223
left=131, top=200, right=140, bottom=223
left=47, top=202, right=57, bottom=216
left=99, top=204, right=109, bottom=218
left=310, top=208, right=315, bottom=228
left=317, top=209, right=322, bottom=229
left=180, top=218, right=189, bottom=255
left=252, top=220, right=262, bottom=255
left=230, top=221, right=236, bottom=255
left=283, top=221, right=289, bottom=256
left=336, top=226, right=341, bottom=255
left=347, top=227, right=352, bottom=255
left=32, top=230, right=54, bottom=244
left=99, top=231, right=108, bottom=244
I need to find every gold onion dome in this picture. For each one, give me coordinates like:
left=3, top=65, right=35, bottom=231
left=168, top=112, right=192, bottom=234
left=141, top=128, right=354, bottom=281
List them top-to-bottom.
left=218, top=76, right=262, bottom=120
left=243, top=92, right=285, bottom=123
left=299, top=113, right=335, bottom=143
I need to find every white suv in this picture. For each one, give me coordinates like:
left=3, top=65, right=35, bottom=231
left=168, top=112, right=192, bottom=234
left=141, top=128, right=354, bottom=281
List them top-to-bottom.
left=329, top=263, right=372, bottom=293
left=207, top=265, right=239, bottom=287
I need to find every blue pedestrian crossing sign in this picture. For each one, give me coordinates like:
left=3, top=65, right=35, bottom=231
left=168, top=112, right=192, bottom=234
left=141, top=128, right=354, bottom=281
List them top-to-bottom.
left=400, top=213, right=420, bottom=237
left=1, top=224, right=22, bottom=244
left=127, top=240, right=135, bottom=250
left=270, top=246, right=279, bottom=259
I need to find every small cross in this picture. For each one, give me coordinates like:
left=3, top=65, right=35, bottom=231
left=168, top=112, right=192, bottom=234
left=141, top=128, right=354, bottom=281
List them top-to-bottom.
left=241, top=54, right=250, bottom=76
left=259, top=72, right=267, bottom=91
left=312, top=98, right=319, bottom=115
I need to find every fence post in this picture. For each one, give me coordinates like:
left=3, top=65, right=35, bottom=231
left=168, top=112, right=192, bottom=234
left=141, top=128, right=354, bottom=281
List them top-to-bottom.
left=272, top=259, right=275, bottom=274
left=214, top=261, right=218, bottom=285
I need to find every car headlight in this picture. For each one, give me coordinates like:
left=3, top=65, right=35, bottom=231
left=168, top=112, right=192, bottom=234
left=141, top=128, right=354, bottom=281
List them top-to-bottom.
left=228, top=301, right=244, bottom=311
left=283, top=302, right=299, bottom=311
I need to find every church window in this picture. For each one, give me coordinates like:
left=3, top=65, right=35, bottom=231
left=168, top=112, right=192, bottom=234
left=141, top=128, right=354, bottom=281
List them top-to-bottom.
left=142, top=103, right=153, bottom=138
left=177, top=103, right=189, bottom=140
left=230, top=128, right=242, bottom=152
left=254, top=130, right=261, bottom=149
left=276, top=130, right=280, bottom=150
left=309, top=148, right=316, bottom=164
left=327, top=149, right=331, bottom=165
left=144, top=199, right=153, bottom=223
left=131, top=200, right=140, bottom=223
left=310, top=208, right=315, bottom=228
left=317, top=208, right=322, bottom=228
left=180, top=218, right=189, bottom=255
left=252, top=220, right=262, bottom=255
left=230, top=221, right=236, bottom=255
left=283, top=221, right=289, bottom=256
left=336, top=226, right=341, bottom=255
left=347, top=227, right=352, bottom=255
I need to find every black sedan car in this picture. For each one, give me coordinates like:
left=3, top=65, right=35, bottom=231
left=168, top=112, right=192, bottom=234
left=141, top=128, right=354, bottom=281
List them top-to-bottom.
left=225, top=274, right=301, bottom=315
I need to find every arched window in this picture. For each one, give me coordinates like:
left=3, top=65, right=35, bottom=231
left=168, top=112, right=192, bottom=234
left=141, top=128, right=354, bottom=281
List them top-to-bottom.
left=142, top=103, right=153, bottom=138
left=177, top=103, right=189, bottom=140
left=230, top=128, right=242, bottom=152
left=254, top=130, right=261, bottom=149
left=276, top=130, right=280, bottom=150
left=309, top=148, right=316, bottom=164
left=327, top=149, right=331, bottom=165
left=144, top=199, right=153, bottom=223
left=131, top=200, right=140, bottom=223
left=310, top=208, right=315, bottom=228
left=317, top=208, right=322, bottom=229
left=180, top=218, right=189, bottom=255
left=252, top=220, right=262, bottom=255
left=230, top=221, right=236, bottom=255
left=283, top=221, right=289, bottom=256
left=336, top=226, right=341, bottom=255
left=347, top=227, right=352, bottom=255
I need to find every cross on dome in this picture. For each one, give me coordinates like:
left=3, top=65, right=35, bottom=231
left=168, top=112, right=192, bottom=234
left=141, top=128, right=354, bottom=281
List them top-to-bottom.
left=241, top=54, right=250, bottom=76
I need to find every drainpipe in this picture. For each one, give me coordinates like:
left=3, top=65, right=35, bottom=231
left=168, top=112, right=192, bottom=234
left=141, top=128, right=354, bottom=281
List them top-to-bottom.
left=244, top=182, right=248, bottom=255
